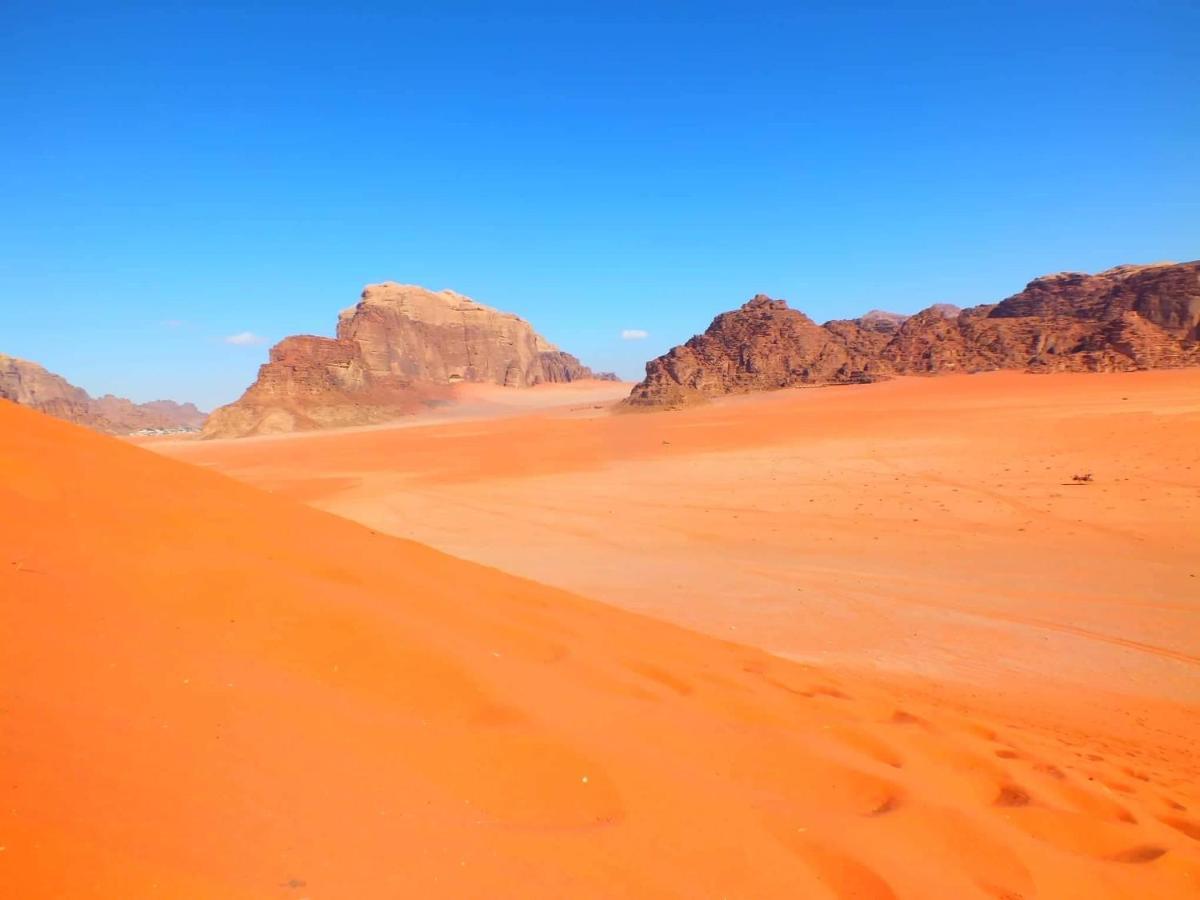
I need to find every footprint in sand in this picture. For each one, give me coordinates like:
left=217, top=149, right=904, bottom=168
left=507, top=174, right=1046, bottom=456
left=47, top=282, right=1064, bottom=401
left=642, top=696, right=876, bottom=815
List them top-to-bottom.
left=626, top=661, right=693, bottom=696
left=890, top=709, right=930, bottom=727
left=827, top=726, right=905, bottom=769
left=1033, top=762, right=1066, bottom=780
left=994, top=784, right=1033, bottom=808
left=998, top=806, right=1172, bottom=865
left=1160, top=815, right=1200, bottom=841
left=774, top=836, right=898, bottom=900
left=1105, top=844, right=1167, bottom=863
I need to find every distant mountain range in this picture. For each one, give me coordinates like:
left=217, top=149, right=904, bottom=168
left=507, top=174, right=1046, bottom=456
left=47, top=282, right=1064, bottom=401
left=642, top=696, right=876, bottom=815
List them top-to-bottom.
left=6, top=261, right=1197, bottom=436
left=626, top=261, right=1200, bottom=407
left=0, top=354, right=206, bottom=434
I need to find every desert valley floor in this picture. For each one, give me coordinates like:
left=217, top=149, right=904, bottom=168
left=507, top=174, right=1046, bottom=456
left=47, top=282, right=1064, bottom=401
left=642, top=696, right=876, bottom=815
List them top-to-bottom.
left=3, top=371, right=1199, bottom=898
left=162, top=372, right=1200, bottom=741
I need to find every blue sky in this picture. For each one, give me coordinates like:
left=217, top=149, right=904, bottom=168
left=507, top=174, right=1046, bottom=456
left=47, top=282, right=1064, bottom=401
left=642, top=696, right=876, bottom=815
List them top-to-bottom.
left=2, top=1, right=1197, bottom=408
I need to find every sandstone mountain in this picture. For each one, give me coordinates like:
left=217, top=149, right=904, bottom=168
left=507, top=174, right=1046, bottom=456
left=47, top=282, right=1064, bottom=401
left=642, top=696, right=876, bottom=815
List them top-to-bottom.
left=626, top=261, right=1200, bottom=407
left=203, top=283, right=616, bottom=438
left=625, top=296, right=885, bottom=408
left=853, top=309, right=911, bottom=334
left=0, top=353, right=206, bottom=433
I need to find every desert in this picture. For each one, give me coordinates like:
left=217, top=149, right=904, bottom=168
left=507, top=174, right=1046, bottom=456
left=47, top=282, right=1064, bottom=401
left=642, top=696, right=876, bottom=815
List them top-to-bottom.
left=4, top=3, right=1199, bottom=897
left=7, top=275, right=1200, bottom=898
left=6, top=292, right=1200, bottom=898
left=161, top=369, right=1200, bottom=747
left=5, top=371, right=1199, bottom=898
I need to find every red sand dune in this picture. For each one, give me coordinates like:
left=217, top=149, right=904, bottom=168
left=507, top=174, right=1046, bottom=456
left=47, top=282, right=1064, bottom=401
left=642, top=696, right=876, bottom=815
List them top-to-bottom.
left=4, top=386, right=1200, bottom=897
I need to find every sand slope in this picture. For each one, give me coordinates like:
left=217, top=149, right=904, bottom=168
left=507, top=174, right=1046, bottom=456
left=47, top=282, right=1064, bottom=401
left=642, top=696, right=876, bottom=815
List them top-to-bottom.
left=170, top=373, right=1200, bottom=737
left=5, top=397, right=1200, bottom=897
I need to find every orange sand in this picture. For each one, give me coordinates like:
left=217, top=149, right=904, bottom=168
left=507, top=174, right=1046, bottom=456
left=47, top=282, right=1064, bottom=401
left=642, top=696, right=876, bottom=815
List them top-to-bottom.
left=4, top=373, right=1200, bottom=897
left=168, top=373, right=1200, bottom=735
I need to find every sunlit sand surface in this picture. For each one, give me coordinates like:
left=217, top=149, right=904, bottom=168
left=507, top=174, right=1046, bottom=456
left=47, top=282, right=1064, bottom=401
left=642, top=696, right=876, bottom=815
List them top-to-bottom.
left=4, top=371, right=1198, bottom=897
left=170, top=372, right=1200, bottom=726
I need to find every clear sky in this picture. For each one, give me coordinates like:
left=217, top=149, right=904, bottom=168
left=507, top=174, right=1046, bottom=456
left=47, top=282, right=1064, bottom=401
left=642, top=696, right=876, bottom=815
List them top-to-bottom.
left=3, top=1, right=1197, bottom=408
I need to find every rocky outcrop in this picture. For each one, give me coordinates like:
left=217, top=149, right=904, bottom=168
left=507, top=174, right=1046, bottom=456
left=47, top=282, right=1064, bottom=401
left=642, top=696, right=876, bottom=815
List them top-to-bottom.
left=627, top=261, right=1200, bottom=407
left=881, top=263, right=1200, bottom=375
left=204, top=283, right=614, bottom=438
left=338, top=283, right=606, bottom=387
left=625, top=296, right=880, bottom=407
left=853, top=309, right=911, bottom=335
left=200, top=334, right=449, bottom=437
left=0, top=354, right=206, bottom=433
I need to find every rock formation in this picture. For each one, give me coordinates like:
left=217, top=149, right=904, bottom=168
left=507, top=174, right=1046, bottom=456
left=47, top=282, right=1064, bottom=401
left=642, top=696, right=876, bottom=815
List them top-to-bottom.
left=627, top=261, right=1200, bottom=407
left=881, top=263, right=1199, bottom=375
left=204, top=283, right=615, bottom=438
left=625, top=296, right=881, bottom=408
left=852, top=309, right=911, bottom=335
left=0, top=354, right=206, bottom=433
left=91, top=396, right=207, bottom=433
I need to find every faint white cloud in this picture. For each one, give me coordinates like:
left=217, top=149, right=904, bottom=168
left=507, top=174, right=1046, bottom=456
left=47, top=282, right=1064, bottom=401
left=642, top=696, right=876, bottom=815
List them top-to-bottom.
left=161, top=319, right=186, bottom=329
left=621, top=329, right=649, bottom=340
left=224, top=331, right=267, bottom=346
